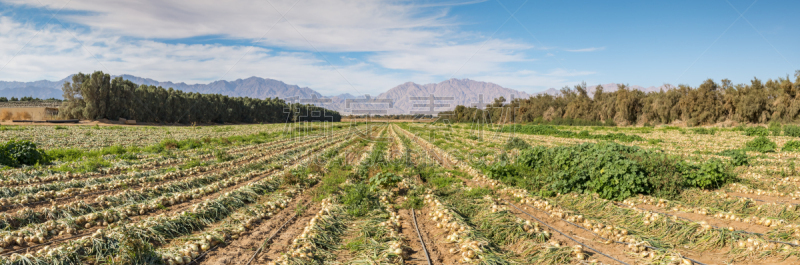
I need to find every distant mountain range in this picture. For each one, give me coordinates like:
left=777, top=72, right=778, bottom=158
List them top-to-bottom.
left=0, top=75, right=660, bottom=114
left=0, top=77, right=68, bottom=99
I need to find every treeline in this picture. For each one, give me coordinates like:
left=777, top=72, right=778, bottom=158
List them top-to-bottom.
left=59, top=71, right=341, bottom=123
left=442, top=71, right=800, bottom=126
left=0, top=97, right=60, bottom=102
left=347, top=114, right=434, bottom=120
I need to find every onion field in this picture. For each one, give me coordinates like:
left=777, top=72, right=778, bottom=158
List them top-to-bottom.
left=0, top=122, right=799, bottom=265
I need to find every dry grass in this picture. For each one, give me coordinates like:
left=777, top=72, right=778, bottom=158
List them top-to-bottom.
left=0, top=110, right=11, bottom=121
left=11, top=111, right=32, bottom=120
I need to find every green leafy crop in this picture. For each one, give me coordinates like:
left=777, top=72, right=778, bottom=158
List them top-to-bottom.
left=744, top=136, right=777, bottom=153
left=0, top=140, right=50, bottom=167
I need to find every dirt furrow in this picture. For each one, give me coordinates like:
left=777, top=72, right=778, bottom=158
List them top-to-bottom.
left=396, top=208, right=435, bottom=265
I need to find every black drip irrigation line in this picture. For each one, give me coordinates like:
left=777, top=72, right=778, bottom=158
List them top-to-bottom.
left=507, top=199, right=711, bottom=265
left=504, top=200, right=630, bottom=265
left=245, top=201, right=310, bottom=265
left=614, top=202, right=800, bottom=248
left=411, top=209, right=433, bottom=265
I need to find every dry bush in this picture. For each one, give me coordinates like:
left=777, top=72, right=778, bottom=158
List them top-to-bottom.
left=0, top=110, right=11, bottom=121
left=11, top=111, right=32, bottom=120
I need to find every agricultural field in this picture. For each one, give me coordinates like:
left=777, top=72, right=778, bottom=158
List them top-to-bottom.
left=1, top=121, right=800, bottom=265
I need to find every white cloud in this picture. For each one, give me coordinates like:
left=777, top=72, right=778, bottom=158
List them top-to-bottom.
left=0, top=0, right=601, bottom=96
left=4, top=0, right=457, bottom=52
left=0, top=16, right=407, bottom=95
left=369, top=39, right=532, bottom=76
left=565, top=47, right=605, bottom=52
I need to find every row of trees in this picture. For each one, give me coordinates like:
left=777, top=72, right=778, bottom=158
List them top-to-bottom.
left=59, top=71, right=341, bottom=123
left=442, top=71, right=800, bottom=126
left=0, top=97, right=60, bottom=102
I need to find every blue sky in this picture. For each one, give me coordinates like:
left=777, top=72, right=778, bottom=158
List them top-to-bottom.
left=0, top=0, right=797, bottom=96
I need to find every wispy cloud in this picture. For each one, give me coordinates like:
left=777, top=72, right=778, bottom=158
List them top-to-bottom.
left=0, top=0, right=604, bottom=95
left=565, top=47, right=605, bottom=52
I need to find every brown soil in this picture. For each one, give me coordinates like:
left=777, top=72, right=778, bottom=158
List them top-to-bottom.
left=199, top=192, right=316, bottom=265
left=502, top=200, right=639, bottom=265
left=249, top=201, right=321, bottom=265
left=411, top=207, right=464, bottom=264
left=396, top=208, right=436, bottom=265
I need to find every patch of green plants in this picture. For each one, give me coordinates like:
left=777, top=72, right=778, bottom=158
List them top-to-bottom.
left=527, top=117, right=613, bottom=126
left=769, top=121, right=782, bottom=136
left=500, top=124, right=643, bottom=142
left=785, top=125, right=800, bottom=137
left=0, top=126, right=25, bottom=131
left=743, top=126, right=769, bottom=136
left=744, top=136, right=777, bottom=153
left=505, top=137, right=531, bottom=150
left=647, top=138, right=663, bottom=144
left=0, top=140, right=50, bottom=167
left=783, top=141, right=800, bottom=152
left=502, top=142, right=733, bottom=201
left=48, top=144, right=136, bottom=162
left=214, top=149, right=233, bottom=162
left=717, top=149, right=749, bottom=166
left=55, top=157, right=112, bottom=173
left=179, top=159, right=207, bottom=170
left=681, top=159, right=734, bottom=189
left=368, top=172, right=402, bottom=191
left=342, top=183, right=378, bottom=217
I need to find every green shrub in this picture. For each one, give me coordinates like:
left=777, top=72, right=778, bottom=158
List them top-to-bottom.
left=769, top=121, right=782, bottom=136
left=500, top=125, right=643, bottom=142
left=785, top=125, right=800, bottom=137
left=744, top=126, right=769, bottom=136
left=690, top=128, right=717, bottom=135
left=744, top=136, right=777, bottom=153
left=505, top=137, right=531, bottom=150
left=647, top=138, right=663, bottom=144
left=0, top=140, right=50, bottom=167
left=783, top=141, right=800, bottom=152
left=509, top=142, right=734, bottom=200
left=515, top=143, right=652, bottom=200
left=47, top=148, right=87, bottom=161
left=717, top=149, right=749, bottom=166
left=214, top=150, right=232, bottom=162
left=56, top=157, right=111, bottom=173
left=682, top=159, right=733, bottom=189
left=369, top=172, right=402, bottom=191
left=342, top=183, right=378, bottom=217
